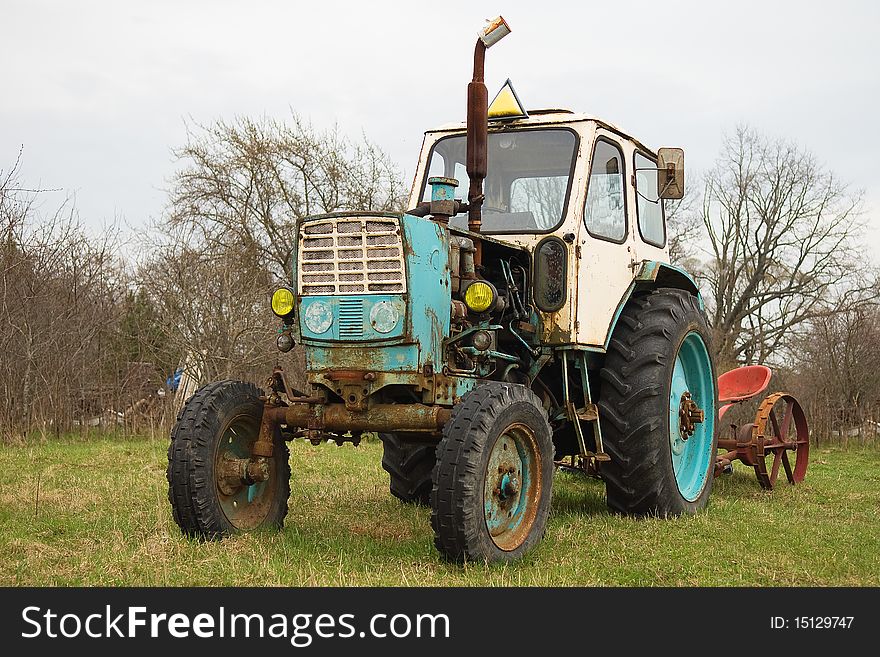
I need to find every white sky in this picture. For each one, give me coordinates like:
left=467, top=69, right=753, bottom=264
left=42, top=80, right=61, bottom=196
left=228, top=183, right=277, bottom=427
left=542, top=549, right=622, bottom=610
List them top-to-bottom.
left=2, top=0, right=879, bottom=247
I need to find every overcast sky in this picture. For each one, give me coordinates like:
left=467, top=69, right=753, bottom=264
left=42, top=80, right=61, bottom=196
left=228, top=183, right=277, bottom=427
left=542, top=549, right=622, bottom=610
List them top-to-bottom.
left=2, top=0, right=879, bottom=247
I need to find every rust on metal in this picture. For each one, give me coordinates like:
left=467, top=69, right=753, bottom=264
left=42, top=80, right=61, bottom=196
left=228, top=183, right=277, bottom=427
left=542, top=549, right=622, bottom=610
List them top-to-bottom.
left=466, top=40, right=487, bottom=239
left=451, top=299, right=468, bottom=320
left=266, top=365, right=315, bottom=405
left=324, top=370, right=367, bottom=381
left=713, top=388, right=810, bottom=489
left=678, top=391, right=704, bottom=439
left=751, top=392, right=809, bottom=489
left=259, top=400, right=451, bottom=444
left=252, top=402, right=276, bottom=458
left=213, top=415, right=278, bottom=530
left=484, top=421, right=542, bottom=551
left=217, top=455, right=270, bottom=496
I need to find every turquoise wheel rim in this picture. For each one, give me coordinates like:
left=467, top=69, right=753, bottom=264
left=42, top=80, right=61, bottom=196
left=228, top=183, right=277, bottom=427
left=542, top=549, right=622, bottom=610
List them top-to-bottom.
left=668, top=331, right=715, bottom=501
left=215, top=414, right=272, bottom=530
left=483, top=422, right=542, bottom=551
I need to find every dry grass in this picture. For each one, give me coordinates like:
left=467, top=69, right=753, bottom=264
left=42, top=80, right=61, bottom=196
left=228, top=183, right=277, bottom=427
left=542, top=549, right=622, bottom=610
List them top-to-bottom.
left=1, top=434, right=878, bottom=586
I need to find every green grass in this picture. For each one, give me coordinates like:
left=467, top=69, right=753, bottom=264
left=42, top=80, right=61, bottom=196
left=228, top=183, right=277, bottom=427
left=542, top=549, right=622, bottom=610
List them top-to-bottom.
left=1, top=434, right=878, bottom=586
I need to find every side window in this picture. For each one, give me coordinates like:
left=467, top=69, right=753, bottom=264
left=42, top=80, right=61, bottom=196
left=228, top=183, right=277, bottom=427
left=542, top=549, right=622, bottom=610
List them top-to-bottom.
left=584, top=139, right=626, bottom=241
left=634, top=152, right=666, bottom=247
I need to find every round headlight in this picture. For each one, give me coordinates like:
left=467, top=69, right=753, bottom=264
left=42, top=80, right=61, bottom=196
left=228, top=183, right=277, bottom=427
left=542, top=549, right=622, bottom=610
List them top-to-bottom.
left=463, top=280, right=496, bottom=313
left=271, top=287, right=295, bottom=317
left=304, top=300, right=333, bottom=334
left=369, top=301, right=400, bottom=333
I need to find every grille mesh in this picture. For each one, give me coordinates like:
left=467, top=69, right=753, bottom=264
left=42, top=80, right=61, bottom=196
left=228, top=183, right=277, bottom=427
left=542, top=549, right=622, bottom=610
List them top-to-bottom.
left=298, top=217, right=405, bottom=295
left=338, top=298, right=364, bottom=337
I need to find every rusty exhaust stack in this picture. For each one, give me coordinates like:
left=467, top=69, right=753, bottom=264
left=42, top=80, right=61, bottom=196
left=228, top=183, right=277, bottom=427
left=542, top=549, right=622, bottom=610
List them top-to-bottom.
left=466, top=16, right=510, bottom=266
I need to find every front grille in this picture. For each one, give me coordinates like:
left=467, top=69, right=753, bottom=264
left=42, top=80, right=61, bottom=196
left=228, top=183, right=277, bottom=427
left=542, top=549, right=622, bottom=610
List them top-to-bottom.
left=298, top=216, right=406, bottom=295
left=338, top=298, right=364, bottom=338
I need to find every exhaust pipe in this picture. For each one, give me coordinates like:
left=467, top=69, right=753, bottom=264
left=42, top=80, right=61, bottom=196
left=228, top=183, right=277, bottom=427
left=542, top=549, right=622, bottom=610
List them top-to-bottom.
left=466, top=16, right=511, bottom=266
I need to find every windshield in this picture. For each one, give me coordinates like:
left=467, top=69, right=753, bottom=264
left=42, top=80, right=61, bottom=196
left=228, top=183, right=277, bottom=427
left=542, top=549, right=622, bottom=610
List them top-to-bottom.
left=420, top=128, right=578, bottom=233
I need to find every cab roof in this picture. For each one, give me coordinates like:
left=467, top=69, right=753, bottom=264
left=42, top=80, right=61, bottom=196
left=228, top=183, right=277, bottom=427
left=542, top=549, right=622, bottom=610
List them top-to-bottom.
left=425, top=109, right=657, bottom=158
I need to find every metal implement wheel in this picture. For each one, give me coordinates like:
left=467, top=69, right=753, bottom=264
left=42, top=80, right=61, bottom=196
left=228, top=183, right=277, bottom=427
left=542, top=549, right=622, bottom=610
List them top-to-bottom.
left=599, top=288, right=718, bottom=516
left=167, top=381, right=291, bottom=538
left=430, top=382, right=553, bottom=562
left=752, top=392, right=809, bottom=489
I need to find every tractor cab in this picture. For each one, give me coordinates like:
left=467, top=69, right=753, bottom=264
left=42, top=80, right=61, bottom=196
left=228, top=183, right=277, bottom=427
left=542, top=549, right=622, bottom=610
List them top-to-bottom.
left=411, top=109, right=688, bottom=348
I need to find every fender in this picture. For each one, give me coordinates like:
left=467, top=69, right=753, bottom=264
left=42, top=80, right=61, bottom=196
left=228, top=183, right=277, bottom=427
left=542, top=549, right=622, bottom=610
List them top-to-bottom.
left=601, top=260, right=704, bottom=350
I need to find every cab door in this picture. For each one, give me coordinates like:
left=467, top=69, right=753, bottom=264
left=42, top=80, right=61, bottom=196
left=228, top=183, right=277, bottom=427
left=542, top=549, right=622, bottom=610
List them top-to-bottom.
left=574, top=132, right=637, bottom=347
left=630, top=149, right=670, bottom=264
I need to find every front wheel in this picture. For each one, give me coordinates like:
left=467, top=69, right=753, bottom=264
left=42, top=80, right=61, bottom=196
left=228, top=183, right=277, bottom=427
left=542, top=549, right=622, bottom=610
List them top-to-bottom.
left=598, top=289, right=717, bottom=516
left=167, top=380, right=291, bottom=538
left=430, top=382, right=554, bottom=562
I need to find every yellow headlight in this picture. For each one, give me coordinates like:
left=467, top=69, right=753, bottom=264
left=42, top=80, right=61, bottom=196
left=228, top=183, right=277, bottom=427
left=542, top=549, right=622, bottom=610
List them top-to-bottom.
left=464, top=281, right=495, bottom=313
left=271, top=287, right=295, bottom=317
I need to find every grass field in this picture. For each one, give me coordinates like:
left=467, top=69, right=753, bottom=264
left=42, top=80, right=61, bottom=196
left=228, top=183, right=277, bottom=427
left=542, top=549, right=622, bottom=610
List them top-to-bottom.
left=1, top=433, right=878, bottom=586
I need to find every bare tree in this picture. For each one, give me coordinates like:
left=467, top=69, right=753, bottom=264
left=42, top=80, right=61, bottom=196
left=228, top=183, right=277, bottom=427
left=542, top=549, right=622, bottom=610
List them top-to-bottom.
left=168, top=114, right=406, bottom=279
left=698, top=125, right=874, bottom=369
left=1, top=152, right=129, bottom=435
left=664, top=186, right=702, bottom=269
left=137, top=223, right=279, bottom=385
left=789, top=302, right=880, bottom=444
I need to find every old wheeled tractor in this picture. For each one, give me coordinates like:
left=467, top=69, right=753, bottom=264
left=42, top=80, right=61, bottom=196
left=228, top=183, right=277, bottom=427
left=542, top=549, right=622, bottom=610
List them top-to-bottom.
left=167, top=17, right=809, bottom=562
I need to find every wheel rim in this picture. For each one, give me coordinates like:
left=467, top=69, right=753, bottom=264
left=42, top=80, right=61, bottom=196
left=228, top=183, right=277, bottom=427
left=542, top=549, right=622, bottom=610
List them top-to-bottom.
left=668, top=331, right=716, bottom=501
left=753, top=393, right=809, bottom=489
left=214, top=413, right=275, bottom=530
left=483, top=422, right=542, bottom=551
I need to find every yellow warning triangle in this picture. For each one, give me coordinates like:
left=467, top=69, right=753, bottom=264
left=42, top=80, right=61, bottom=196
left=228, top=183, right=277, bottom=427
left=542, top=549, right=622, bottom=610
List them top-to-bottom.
left=488, top=79, right=528, bottom=121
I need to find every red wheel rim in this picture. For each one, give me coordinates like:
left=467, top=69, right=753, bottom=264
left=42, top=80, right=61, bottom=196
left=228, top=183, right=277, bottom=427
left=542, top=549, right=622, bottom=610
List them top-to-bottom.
left=752, top=393, right=809, bottom=489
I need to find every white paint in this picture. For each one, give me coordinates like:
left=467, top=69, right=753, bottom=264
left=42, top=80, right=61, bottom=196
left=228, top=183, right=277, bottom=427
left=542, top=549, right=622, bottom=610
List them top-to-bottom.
left=409, top=112, right=672, bottom=348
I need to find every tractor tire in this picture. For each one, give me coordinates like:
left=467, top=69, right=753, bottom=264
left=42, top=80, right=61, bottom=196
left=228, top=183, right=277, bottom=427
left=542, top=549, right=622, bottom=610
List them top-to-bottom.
left=598, top=288, right=717, bottom=517
left=167, top=380, right=291, bottom=539
left=430, top=382, right=554, bottom=562
left=379, top=433, right=436, bottom=506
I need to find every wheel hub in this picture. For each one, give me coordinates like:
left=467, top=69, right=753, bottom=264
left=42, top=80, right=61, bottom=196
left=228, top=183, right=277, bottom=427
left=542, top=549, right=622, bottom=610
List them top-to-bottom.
left=678, top=391, right=705, bottom=441
left=217, top=453, right=270, bottom=496
left=491, top=463, right=521, bottom=508
left=495, top=469, right=520, bottom=500
left=500, top=471, right=519, bottom=498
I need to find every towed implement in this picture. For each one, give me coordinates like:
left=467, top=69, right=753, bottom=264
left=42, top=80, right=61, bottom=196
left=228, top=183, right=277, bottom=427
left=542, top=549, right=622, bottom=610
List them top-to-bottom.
left=167, top=17, right=809, bottom=562
left=713, top=365, right=809, bottom=489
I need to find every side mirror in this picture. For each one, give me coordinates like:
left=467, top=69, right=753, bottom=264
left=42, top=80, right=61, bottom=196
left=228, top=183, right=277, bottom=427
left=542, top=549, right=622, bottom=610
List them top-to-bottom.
left=657, top=147, right=685, bottom=200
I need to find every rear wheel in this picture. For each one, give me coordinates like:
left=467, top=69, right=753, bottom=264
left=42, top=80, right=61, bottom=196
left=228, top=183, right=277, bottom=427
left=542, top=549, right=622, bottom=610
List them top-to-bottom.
left=598, top=289, right=717, bottom=516
left=167, top=380, right=291, bottom=538
left=431, top=382, right=554, bottom=562
left=379, top=433, right=436, bottom=505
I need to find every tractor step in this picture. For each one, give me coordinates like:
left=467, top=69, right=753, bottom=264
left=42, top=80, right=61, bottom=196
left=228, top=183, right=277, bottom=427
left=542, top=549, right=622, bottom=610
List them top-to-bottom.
left=560, top=351, right=608, bottom=463
left=575, top=404, right=598, bottom=422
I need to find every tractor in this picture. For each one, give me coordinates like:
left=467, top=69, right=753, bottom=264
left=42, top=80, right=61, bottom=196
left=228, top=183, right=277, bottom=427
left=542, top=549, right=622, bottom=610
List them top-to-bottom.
left=167, top=17, right=808, bottom=562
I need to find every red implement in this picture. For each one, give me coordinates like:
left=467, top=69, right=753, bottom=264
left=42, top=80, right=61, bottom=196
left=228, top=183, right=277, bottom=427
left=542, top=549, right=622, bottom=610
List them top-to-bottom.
left=714, top=365, right=809, bottom=489
left=717, top=365, right=772, bottom=419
